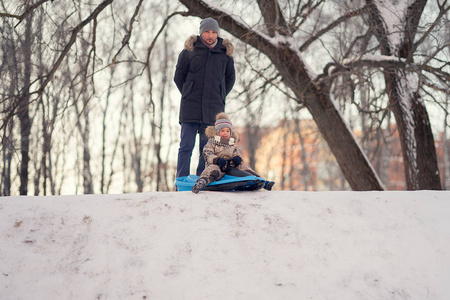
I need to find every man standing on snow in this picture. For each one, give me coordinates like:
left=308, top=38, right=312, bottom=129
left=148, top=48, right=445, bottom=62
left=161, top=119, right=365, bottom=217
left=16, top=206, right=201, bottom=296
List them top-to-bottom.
left=174, top=17, right=235, bottom=178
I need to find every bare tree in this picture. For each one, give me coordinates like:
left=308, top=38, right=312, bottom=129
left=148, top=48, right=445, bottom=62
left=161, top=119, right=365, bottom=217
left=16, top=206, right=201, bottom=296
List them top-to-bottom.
left=1, top=0, right=114, bottom=195
left=363, top=0, right=442, bottom=189
left=1, top=13, right=16, bottom=196
left=152, top=26, right=170, bottom=191
left=232, top=49, right=270, bottom=171
left=129, top=66, right=145, bottom=193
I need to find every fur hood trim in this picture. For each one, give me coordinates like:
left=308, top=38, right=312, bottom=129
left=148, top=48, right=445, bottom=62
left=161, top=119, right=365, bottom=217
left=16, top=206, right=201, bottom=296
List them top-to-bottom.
left=184, top=35, right=234, bottom=56
left=222, top=38, right=235, bottom=56
left=205, top=126, right=239, bottom=141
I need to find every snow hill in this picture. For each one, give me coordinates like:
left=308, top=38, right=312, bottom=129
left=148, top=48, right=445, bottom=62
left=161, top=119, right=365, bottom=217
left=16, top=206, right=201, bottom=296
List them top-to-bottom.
left=1, top=190, right=450, bottom=299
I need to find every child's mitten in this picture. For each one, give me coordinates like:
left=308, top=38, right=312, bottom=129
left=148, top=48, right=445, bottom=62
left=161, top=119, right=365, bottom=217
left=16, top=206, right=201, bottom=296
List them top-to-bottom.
left=231, top=156, right=242, bottom=167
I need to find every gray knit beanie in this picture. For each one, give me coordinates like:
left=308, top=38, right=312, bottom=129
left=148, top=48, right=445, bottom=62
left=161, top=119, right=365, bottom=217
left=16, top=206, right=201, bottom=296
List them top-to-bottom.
left=199, top=17, right=220, bottom=35
left=215, top=118, right=233, bottom=135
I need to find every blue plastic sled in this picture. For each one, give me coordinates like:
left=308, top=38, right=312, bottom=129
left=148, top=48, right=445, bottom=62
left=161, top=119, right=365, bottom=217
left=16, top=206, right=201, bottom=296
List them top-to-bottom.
left=175, top=168, right=267, bottom=192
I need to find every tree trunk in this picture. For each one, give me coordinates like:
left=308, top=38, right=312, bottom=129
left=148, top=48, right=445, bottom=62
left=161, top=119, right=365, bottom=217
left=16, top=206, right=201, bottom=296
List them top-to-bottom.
left=366, top=0, right=442, bottom=189
left=18, top=10, right=34, bottom=195
left=2, top=33, right=16, bottom=196
left=270, top=43, right=386, bottom=190
left=385, top=70, right=441, bottom=189
left=129, top=72, right=144, bottom=193
left=304, top=81, right=384, bottom=190
left=444, top=99, right=449, bottom=189
left=82, top=106, right=94, bottom=194
left=293, top=116, right=311, bottom=191
left=1, top=121, right=13, bottom=196
left=245, top=123, right=260, bottom=171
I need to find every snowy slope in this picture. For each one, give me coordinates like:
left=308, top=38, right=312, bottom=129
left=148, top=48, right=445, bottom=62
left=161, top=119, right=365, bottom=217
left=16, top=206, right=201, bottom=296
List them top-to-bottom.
left=1, top=191, right=450, bottom=299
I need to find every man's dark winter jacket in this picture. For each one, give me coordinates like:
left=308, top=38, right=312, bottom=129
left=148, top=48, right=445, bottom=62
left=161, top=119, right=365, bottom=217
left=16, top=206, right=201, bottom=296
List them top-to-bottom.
left=174, top=35, right=235, bottom=125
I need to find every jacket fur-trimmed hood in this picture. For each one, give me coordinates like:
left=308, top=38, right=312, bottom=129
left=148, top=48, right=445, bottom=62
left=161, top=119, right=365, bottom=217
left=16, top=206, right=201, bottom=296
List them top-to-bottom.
left=184, top=35, right=234, bottom=56
left=205, top=112, right=239, bottom=141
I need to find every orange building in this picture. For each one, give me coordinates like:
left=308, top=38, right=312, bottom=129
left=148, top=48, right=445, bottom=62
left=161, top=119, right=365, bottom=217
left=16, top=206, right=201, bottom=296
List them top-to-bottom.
left=236, top=119, right=448, bottom=191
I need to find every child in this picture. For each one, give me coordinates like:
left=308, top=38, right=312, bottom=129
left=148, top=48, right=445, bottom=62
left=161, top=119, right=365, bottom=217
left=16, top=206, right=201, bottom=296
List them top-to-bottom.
left=192, top=112, right=275, bottom=193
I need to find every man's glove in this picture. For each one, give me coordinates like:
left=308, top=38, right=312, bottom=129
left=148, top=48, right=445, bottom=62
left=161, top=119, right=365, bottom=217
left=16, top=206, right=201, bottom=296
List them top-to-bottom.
left=231, top=156, right=242, bottom=167
left=216, top=158, right=228, bottom=171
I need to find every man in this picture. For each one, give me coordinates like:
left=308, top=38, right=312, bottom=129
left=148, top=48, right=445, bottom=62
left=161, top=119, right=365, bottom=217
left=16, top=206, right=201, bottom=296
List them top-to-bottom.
left=174, top=17, right=236, bottom=178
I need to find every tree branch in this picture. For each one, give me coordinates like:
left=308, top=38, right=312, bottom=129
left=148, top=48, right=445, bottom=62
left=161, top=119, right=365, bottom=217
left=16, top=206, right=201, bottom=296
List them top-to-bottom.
left=0, top=0, right=52, bottom=27
left=1, top=0, right=114, bottom=131
left=36, top=0, right=113, bottom=98
left=111, top=0, right=144, bottom=66
left=178, top=0, right=277, bottom=59
left=256, top=0, right=290, bottom=37
left=291, top=0, right=325, bottom=30
left=408, top=1, right=450, bottom=61
left=299, top=5, right=368, bottom=52
left=145, top=11, right=186, bottom=66
left=324, top=54, right=450, bottom=83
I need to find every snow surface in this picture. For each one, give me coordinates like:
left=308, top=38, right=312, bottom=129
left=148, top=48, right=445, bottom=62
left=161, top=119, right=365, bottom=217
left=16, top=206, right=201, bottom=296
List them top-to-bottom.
left=1, top=190, right=450, bottom=299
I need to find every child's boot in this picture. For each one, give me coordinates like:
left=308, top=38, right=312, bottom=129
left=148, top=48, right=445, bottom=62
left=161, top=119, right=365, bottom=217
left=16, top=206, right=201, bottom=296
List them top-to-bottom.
left=192, top=177, right=208, bottom=194
left=264, top=181, right=275, bottom=191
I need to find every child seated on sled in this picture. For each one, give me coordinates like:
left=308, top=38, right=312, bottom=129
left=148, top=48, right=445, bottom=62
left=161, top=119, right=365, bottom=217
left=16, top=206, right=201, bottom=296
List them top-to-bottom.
left=192, top=112, right=275, bottom=193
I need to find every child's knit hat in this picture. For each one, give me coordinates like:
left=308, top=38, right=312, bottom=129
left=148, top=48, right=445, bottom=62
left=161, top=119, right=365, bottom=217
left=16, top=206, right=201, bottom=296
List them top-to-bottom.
left=215, top=112, right=233, bottom=135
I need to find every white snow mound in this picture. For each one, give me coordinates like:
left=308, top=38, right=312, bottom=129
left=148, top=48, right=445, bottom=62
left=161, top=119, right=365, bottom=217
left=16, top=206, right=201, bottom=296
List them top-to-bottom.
left=1, top=191, right=450, bottom=299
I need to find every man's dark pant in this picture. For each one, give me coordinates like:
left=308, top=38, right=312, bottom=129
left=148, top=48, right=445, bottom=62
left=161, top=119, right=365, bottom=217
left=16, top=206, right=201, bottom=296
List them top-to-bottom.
left=176, top=122, right=209, bottom=178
